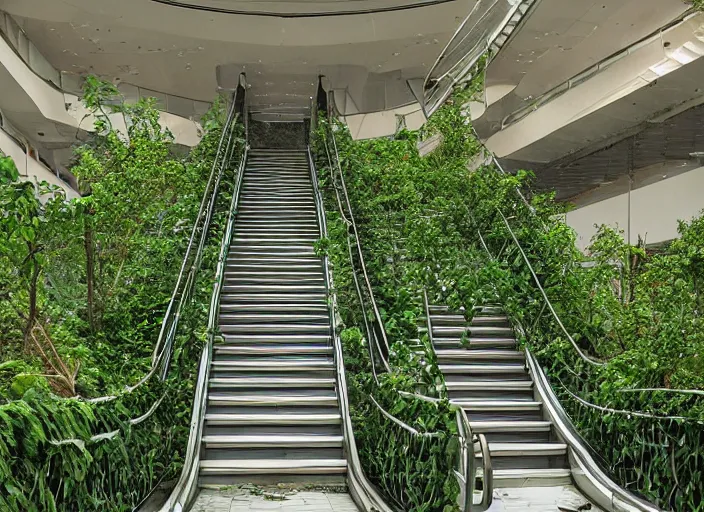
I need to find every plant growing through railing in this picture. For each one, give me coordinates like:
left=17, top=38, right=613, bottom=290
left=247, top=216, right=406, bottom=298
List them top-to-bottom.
left=314, top=82, right=704, bottom=510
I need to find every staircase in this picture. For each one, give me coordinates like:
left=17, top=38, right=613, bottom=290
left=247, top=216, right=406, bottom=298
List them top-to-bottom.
left=198, top=149, right=347, bottom=486
left=428, top=304, right=571, bottom=489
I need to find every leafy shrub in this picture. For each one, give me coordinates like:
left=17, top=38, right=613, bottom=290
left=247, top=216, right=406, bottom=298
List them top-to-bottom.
left=0, top=80, right=244, bottom=510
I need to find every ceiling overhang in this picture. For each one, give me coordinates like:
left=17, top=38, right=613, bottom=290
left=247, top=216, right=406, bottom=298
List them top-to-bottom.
left=148, top=0, right=455, bottom=17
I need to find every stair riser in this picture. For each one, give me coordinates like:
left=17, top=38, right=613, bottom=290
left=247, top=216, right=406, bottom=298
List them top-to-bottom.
left=447, top=389, right=535, bottom=400
left=479, top=431, right=552, bottom=444
left=202, top=447, right=344, bottom=461
left=477, top=454, right=567, bottom=471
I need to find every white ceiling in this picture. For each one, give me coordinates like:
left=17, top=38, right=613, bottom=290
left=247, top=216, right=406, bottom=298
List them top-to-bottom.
left=0, top=0, right=473, bottom=117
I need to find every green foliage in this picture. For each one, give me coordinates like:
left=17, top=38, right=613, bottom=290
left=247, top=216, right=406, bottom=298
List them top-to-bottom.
left=0, top=77, right=244, bottom=509
left=314, top=79, right=704, bottom=510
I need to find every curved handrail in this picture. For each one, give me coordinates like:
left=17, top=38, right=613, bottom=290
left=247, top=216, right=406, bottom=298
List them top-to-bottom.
left=329, top=129, right=392, bottom=361
left=157, top=139, right=249, bottom=512
left=308, top=147, right=395, bottom=512
left=493, top=209, right=604, bottom=366
left=525, top=350, right=663, bottom=512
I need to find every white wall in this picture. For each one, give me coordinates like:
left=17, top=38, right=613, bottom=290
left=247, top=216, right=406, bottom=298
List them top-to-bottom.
left=1, top=128, right=79, bottom=199
left=566, top=166, right=704, bottom=249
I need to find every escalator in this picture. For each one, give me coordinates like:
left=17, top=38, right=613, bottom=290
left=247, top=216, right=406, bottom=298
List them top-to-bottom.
left=158, top=138, right=391, bottom=512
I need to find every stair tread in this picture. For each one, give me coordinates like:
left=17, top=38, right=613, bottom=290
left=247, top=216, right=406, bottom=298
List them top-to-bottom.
left=446, top=380, right=533, bottom=389
left=452, top=400, right=543, bottom=409
left=205, top=413, right=341, bottom=424
left=470, top=420, right=553, bottom=432
left=202, top=434, right=344, bottom=446
left=479, top=442, right=568, bottom=456
left=200, top=459, right=347, bottom=472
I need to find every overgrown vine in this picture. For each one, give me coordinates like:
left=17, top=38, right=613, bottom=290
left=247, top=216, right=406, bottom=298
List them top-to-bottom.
left=0, top=78, right=244, bottom=510
left=314, top=80, right=704, bottom=510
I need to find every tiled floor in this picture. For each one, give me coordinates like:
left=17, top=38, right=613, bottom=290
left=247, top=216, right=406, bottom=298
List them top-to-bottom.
left=489, top=485, right=601, bottom=511
left=190, top=489, right=359, bottom=512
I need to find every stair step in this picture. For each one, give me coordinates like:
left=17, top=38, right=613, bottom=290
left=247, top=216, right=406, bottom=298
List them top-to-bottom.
left=222, top=284, right=325, bottom=293
left=219, top=294, right=327, bottom=304
left=219, top=304, right=328, bottom=314
left=219, top=313, right=329, bottom=323
left=429, top=314, right=466, bottom=325
left=471, top=315, right=509, bottom=326
left=218, top=323, right=330, bottom=334
left=433, top=326, right=515, bottom=337
left=469, top=326, right=515, bottom=336
left=221, top=334, right=331, bottom=344
left=433, top=337, right=516, bottom=348
left=214, top=345, right=332, bottom=356
left=436, top=349, right=525, bottom=361
left=211, top=360, right=333, bottom=371
left=439, top=364, right=526, bottom=374
left=209, top=377, right=335, bottom=389
left=446, top=380, right=533, bottom=391
left=208, top=394, right=338, bottom=407
left=454, top=400, right=543, bottom=412
left=205, top=413, right=341, bottom=426
left=470, top=420, right=552, bottom=433
left=202, top=434, right=343, bottom=449
left=477, top=442, right=567, bottom=458
left=199, top=459, right=347, bottom=475
left=487, top=468, right=572, bottom=488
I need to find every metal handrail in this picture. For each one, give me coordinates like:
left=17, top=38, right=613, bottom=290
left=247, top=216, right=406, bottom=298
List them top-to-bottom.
left=468, top=120, right=605, bottom=367
left=321, top=123, right=392, bottom=373
left=157, top=139, right=249, bottom=512
left=308, top=147, right=394, bottom=512
left=489, top=209, right=604, bottom=366
left=525, top=350, right=663, bottom=512
left=396, top=390, right=492, bottom=511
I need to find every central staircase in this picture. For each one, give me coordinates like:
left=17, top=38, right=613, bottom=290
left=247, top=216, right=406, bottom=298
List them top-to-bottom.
left=198, top=149, right=347, bottom=486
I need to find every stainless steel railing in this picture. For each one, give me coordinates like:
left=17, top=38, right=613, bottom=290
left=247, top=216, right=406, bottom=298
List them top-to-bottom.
left=315, top=118, right=493, bottom=512
left=318, top=123, right=391, bottom=377
left=158, top=135, right=249, bottom=512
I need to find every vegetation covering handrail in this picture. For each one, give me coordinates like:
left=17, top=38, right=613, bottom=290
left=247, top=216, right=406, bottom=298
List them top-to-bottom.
left=83, top=97, right=240, bottom=404
left=318, top=117, right=493, bottom=512
left=320, top=124, right=391, bottom=375
left=331, top=129, right=392, bottom=360
left=158, top=140, right=249, bottom=512
left=308, top=147, right=395, bottom=512
left=493, top=209, right=605, bottom=366
left=525, top=350, right=663, bottom=512
left=397, top=390, right=493, bottom=512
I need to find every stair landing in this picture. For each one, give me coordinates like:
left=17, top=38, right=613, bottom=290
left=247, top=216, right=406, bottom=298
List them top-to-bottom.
left=190, top=488, right=358, bottom=512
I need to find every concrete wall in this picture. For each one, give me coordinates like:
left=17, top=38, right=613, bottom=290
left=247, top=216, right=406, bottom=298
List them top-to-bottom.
left=566, top=166, right=704, bottom=249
